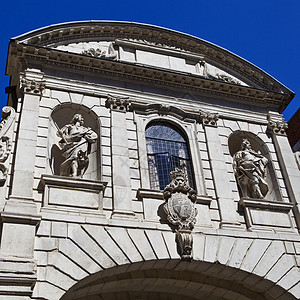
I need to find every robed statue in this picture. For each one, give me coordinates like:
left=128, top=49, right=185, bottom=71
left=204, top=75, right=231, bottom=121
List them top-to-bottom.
left=57, top=114, right=97, bottom=178
left=233, top=139, right=268, bottom=199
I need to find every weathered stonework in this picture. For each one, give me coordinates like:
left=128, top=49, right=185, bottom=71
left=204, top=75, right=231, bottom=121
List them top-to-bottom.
left=0, top=21, right=299, bottom=300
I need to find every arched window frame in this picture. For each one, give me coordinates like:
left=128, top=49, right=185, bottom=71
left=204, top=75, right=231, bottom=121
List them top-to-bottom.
left=134, top=113, right=206, bottom=194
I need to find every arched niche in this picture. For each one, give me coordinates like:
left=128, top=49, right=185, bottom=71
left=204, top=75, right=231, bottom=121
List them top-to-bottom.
left=48, top=104, right=101, bottom=181
left=228, top=130, right=281, bottom=202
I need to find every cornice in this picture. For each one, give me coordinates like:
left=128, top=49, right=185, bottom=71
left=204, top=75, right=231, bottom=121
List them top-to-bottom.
left=11, top=21, right=293, bottom=97
left=8, top=41, right=291, bottom=112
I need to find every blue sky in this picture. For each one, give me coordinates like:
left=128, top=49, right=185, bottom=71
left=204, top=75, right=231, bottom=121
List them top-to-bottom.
left=0, top=0, right=299, bottom=120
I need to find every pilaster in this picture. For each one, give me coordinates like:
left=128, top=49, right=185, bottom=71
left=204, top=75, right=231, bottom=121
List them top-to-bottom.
left=0, top=70, right=44, bottom=296
left=106, top=95, right=135, bottom=218
left=200, top=110, right=241, bottom=229
left=267, top=112, right=300, bottom=230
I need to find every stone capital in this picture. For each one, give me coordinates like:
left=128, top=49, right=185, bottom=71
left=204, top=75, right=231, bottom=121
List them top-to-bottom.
left=20, top=78, right=45, bottom=95
left=106, top=94, right=130, bottom=112
left=199, top=110, right=219, bottom=127
left=267, top=113, right=288, bottom=136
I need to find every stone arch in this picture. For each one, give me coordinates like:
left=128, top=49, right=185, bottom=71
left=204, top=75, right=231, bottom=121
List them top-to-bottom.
left=48, top=103, right=101, bottom=180
left=228, top=130, right=281, bottom=202
left=33, top=223, right=300, bottom=299
left=60, top=259, right=296, bottom=300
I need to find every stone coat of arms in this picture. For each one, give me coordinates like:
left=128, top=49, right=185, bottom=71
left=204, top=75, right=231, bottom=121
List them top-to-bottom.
left=163, top=168, right=197, bottom=260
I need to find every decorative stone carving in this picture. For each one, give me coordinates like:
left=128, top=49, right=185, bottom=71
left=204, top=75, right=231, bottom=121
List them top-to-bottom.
left=82, top=42, right=117, bottom=59
left=202, top=61, right=242, bottom=85
left=216, top=73, right=241, bottom=85
left=20, top=78, right=45, bottom=94
left=106, top=94, right=130, bottom=112
left=0, top=106, right=15, bottom=185
left=199, top=110, right=219, bottom=126
left=56, top=114, right=97, bottom=178
left=267, top=117, right=288, bottom=136
left=233, top=139, right=268, bottom=199
left=163, top=168, right=197, bottom=260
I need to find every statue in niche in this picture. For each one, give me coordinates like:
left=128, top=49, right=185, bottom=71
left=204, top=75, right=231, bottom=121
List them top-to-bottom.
left=57, top=114, right=97, bottom=178
left=233, top=139, right=269, bottom=199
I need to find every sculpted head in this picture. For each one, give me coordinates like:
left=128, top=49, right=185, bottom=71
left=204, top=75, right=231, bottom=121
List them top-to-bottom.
left=71, top=114, right=84, bottom=126
left=241, top=139, right=251, bottom=150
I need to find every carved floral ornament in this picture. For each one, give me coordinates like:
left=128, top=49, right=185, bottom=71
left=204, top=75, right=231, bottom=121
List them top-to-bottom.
left=163, top=168, right=198, bottom=261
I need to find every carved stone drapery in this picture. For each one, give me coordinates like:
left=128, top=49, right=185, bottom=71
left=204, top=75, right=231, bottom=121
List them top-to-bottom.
left=20, top=78, right=45, bottom=95
left=106, top=94, right=130, bottom=112
left=0, top=106, right=15, bottom=185
left=199, top=110, right=219, bottom=127
left=56, top=114, right=98, bottom=178
left=233, top=139, right=269, bottom=199
left=163, top=168, right=197, bottom=260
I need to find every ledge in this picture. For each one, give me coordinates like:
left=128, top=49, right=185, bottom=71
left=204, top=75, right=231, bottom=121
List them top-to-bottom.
left=41, top=174, right=107, bottom=191
left=239, top=198, right=294, bottom=212
left=239, top=198, right=295, bottom=232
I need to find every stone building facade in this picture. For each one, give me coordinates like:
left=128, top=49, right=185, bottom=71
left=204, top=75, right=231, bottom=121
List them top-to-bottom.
left=0, top=21, right=300, bottom=299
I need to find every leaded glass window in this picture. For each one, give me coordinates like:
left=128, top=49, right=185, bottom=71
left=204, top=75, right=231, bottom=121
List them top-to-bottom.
left=145, top=122, right=194, bottom=190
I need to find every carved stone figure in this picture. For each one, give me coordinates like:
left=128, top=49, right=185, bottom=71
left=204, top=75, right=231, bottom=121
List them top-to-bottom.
left=57, top=114, right=97, bottom=178
left=233, top=139, right=268, bottom=199
left=163, top=168, right=197, bottom=260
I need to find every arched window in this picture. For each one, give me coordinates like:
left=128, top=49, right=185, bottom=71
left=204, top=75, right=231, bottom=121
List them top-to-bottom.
left=145, top=121, right=194, bottom=190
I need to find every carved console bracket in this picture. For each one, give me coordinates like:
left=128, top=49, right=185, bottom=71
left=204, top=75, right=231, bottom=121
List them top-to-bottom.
left=20, top=78, right=45, bottom=95
left=106, top=94, right=130, bottom=112
left=0, top=106, right=15, bottom=186
left=199, top=110, right=219, bottom=127
left=267, top=113, right=288, bottom=136
left=163, top=168, right=198, bottom=260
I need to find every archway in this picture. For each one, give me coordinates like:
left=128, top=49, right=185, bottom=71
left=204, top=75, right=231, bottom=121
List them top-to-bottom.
left=61, top=259, right=294, bottom=300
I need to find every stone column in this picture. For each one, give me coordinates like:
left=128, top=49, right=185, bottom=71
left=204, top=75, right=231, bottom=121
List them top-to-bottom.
left=0, top=70, right=44, bottom=295
left=106, top=95, right=135, bottom=218
left=200, top=111, right=240, bottom=228
left=268, top=112, right=300, bottom=229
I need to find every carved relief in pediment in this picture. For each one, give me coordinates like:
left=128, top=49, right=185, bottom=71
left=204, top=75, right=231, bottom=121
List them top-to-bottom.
left=54, top=41, right=117, bottom=59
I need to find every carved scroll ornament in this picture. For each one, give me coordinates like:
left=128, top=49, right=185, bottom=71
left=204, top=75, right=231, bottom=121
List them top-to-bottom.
left=0, top=106, right=15, bottom=185
left=163, top=168, right=197, bottom=260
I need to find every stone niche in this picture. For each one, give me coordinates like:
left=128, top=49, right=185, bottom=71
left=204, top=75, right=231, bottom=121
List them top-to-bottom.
left=40, top=103, right=107, bottom=214
left=48, top=104, right=100, bottom=180
left=228, top=131, right=295, bottom=232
